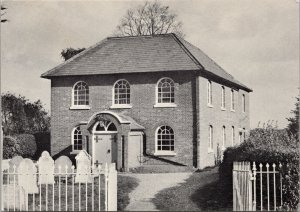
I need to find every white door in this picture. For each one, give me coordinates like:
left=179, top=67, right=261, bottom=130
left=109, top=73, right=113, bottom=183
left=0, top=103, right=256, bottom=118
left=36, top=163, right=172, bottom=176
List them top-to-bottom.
left=128, top=132, right=143, bottom=168
left=93, top=134, right=117, bottom=166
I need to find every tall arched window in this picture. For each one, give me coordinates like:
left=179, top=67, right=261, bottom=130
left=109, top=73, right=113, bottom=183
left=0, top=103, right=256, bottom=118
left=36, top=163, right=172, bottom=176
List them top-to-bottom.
left=157, top=78, right=175, bottom=104
left=114, top=80, right=130, bottom=105
left=207, top=80, right=212, bottom=105
left=73, top=81, right=89, bottom=106
left=221, top=86, right=225, bottom=109
left=208, top=125, right=213, bottom=151
left=72, top=126, right=83, bottom=151
left=156, top=126, right=174, bottom=152
left=222, top=126, right=226, bottom=149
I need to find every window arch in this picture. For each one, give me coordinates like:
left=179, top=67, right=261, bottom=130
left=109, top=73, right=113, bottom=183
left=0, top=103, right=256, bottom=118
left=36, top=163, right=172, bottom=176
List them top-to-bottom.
left=157, top=78, right=175, bottom=104
left=113, top=79, right=130, bottom=105
left=73, top=81, right=89, bottom=106
left=94, top=121, right=118, bottom=132
left=72, top=126, right=83, bottom=151
left=156, top=126, right=175, bottom=152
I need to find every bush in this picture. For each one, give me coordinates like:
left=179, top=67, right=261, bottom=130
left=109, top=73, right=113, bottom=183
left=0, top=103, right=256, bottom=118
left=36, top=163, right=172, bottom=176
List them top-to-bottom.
left=220, top=126, right=299, bottom=210
left=15, top=134, right=37, bottom=158
left=3, top=136, right=20, bottom=159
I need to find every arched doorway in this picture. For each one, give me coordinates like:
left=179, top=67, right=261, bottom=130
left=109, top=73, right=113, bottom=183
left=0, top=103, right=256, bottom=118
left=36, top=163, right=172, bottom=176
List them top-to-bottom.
left=92, top=119, right=118, bottom=167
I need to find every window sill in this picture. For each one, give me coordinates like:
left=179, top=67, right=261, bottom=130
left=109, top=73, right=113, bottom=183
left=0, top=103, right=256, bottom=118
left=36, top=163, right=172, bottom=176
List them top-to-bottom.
left=153, top=103, right=177, bottom=108
left=110, top=104, right=132, bottom=109
left=207, top=104, right=214, bottom=108
left=70, top=106, right=90, bottom=110
left=221, top=107, right=226, bottom=111
left=231, top=109, right=235, bottom=112
left=221, top=146, right=226, bottom=151
left=208, top=148, right=214, bottom=153
left=153, top=151, right=176, bottom=156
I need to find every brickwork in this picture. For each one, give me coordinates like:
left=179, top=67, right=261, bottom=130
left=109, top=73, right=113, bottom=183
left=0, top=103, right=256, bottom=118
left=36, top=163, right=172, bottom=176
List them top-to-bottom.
left=50, top=71, right=196, bottom=167
left=197, top=75, right=250, bottom=169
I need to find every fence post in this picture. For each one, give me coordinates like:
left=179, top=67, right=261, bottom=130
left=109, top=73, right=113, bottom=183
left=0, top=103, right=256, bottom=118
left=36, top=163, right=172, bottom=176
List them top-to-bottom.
left=252, top=162, right=257, bottom=211
left=107, top=163, right=117, bottom=211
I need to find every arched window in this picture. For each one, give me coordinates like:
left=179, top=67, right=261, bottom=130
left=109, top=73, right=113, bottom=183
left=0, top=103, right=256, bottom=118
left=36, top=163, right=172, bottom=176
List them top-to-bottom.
left=157, top=78, right=175, bottom=104
left=114, top=80, right=130, bottom=105
left=207, top=80, right=212, bottom=105
left=73, top=81, right=89, bottom=106
left=221, top=86, right=225, bottom=109
left=94, top=121, right=117, bottom=132
left=208, top=125, right=213, bottom=151
left=72, top=126, right=83, bottom=151
left=156, top=126, right=174, bottom=152
left=222, top=126, right=226, bottom=148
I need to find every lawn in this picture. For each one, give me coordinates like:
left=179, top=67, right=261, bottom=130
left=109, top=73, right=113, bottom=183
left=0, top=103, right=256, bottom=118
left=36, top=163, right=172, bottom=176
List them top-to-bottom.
left=152, top=167, right=232, bottom=211
left=117, top=175, right=139, bottom=210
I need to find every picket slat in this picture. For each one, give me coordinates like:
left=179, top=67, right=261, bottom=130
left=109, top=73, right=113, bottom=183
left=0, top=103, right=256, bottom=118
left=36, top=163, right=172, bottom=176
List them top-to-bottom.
left=1, top=151, right=117, bottom=211
left=233, top=161, right=282, bottom=211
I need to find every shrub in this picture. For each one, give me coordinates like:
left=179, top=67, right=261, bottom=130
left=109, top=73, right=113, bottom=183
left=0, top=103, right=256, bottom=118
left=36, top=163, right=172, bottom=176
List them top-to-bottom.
left=220, top=126, right=299, bottom=210
left=15, top=134, right=37, bottom=158
left=3, top=136, right=20, bottom=159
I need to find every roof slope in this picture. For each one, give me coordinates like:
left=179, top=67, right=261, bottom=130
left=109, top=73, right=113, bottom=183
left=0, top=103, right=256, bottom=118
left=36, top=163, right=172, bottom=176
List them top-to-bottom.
left=41, top=33, right=252, bottom=91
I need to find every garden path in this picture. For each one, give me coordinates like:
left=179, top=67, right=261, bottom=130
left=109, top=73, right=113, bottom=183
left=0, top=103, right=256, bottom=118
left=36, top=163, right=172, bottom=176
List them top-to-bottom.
left=122, top=172, right=192, bottom=211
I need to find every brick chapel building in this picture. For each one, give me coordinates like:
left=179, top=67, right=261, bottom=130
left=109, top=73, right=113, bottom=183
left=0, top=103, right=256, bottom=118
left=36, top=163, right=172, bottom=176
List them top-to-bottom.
left=41, top=33, right=252, bottom=171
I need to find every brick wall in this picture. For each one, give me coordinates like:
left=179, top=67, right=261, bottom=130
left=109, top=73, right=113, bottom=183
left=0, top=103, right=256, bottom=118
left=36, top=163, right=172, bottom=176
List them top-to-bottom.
left=50, top=71, right=196, bottom=167
left=197, top=75, right=250, bottom=169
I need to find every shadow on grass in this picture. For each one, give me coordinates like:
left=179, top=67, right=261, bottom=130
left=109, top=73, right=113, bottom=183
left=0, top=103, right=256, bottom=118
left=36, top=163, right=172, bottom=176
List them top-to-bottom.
left=152, top=167, right=232, bottom=211
left=117, top=175, right=139, bottom=211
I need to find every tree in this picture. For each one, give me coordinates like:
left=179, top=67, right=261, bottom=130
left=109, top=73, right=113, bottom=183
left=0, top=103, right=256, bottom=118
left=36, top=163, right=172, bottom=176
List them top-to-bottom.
left=114, top=1, right=184, bottom=37
left=1, top=5, right=8, bottom=23
left=61, top=47, right=86, bottom=61
left=1, top=93, right=50, bottom=135
left=287, top=97, right=299, bottom=138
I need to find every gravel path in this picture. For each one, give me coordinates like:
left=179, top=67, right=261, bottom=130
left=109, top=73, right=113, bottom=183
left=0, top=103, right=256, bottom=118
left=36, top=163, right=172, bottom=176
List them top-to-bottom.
left=123, top=172, right=192, bottom=211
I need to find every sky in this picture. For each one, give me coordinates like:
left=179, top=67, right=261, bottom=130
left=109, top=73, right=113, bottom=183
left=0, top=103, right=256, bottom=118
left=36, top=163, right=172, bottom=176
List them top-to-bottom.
left=1, top=0, right=299, bottom=129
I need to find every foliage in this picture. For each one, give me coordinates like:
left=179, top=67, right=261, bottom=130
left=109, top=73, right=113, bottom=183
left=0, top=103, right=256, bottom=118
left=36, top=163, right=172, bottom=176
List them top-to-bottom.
left=115, top=1, right=184, bottom=37
left=1, top=5, right=8, bottom=23
left=61, top=47, right=86, bottom=61
left=1, top=93, right=50, bottom=135
left=286, top=97, right=299, bottom=138
left=220, top=124, right=299, bottom=210
left=3, top=134, right=37, bottom=159
left=15, top=134, right=37, bottom=158
left=3, top=136, right=20, bottom=159
left=117, top=175, right=139, bottom=210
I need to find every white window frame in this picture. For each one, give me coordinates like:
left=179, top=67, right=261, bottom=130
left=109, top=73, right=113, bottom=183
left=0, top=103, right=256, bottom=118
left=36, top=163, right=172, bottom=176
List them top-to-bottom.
left=154, top=77, right=177, bottom=108
left=111, top=79, right=132, bottom=109
left=207, top=80, right=213, bottom=107
left=70, top=81, right=90, bottom=110
left=221, top=86, right=226, bottom=110
left=231, top=89, right=235, bottom=111
left=242, top=94, right=246, bottom=112
left=154, top=125, right=176, bottom=156
left=208, top=125, right=213, bottom=153
left=72, top=126, right=83, bottom=153
left=222, top=126, right=226, bottom=150
left=231, top=126, right=235, bottom=146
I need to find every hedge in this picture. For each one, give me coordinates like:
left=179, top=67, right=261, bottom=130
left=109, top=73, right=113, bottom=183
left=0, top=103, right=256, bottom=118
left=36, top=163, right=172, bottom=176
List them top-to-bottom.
left=219, top=127, right=299, bottom=210
left=3, top=134, right=37, bottom=159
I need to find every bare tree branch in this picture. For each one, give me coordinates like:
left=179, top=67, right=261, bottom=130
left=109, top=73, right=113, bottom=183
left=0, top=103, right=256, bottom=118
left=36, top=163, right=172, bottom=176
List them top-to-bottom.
left=114, top=0, right=184, bottom=37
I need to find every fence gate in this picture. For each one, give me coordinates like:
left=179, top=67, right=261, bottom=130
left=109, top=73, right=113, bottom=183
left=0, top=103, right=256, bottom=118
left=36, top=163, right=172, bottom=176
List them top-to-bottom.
left=233, top=161, right=283, bottom=211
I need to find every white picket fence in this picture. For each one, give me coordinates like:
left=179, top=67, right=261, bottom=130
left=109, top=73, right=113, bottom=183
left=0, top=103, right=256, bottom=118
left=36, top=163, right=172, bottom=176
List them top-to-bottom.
left=1, top=152, right=117, bottom=211
left=233, top=161, right=283, bottom=211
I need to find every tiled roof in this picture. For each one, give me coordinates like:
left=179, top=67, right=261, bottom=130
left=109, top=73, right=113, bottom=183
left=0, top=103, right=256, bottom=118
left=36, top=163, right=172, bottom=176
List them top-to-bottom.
left=41, top=33, right=252, bottom=92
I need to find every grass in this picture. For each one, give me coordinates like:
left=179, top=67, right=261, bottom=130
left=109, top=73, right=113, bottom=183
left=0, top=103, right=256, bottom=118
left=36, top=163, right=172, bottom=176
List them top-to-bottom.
left=152, top=166, right=232, bottom=211
left=117, top=175, right=139, bottom=210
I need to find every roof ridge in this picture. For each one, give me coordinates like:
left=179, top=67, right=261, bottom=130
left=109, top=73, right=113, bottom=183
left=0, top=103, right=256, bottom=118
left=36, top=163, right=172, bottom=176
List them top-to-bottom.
left=107, top=33, right=174, bottom=40
left=170, top=34, right=204, bottom=70
left=41, top=37, right=109, bottom=78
